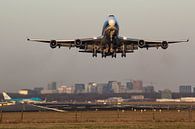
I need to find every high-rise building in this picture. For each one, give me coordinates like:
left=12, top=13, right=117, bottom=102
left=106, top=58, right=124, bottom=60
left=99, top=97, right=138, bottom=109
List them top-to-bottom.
left=132, top=80, right=143, bottom=91
left=105, top=81, right=122, bottom=93
left=110, top=81, right=120, bottom=93
left=125, top=81, right=134, bottom=93
left=126, top=81, right=133, bottom=90
left=41, top=82, right=58, bottom=94
left=48, top=82, right=57, bottom=90
left=87, top=82, right=98, bottom=93
left=103, top=82, right=112, bottom=94
left=97, top=83, right=107, bottom=94
left=74, top=84, right=85, bottom=94
left=119, top=84, right=125, bottom=93
left=58, top=85, right=74, bottom=94
left=179, top=85, right=192, bottom=93
left=144, top=86, right=154, bottom=93
left=161, top=89, right=172, bottom=99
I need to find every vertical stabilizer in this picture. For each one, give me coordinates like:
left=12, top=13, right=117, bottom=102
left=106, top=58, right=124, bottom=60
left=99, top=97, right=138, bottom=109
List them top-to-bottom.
left=2, top=92, right=12, bottom=100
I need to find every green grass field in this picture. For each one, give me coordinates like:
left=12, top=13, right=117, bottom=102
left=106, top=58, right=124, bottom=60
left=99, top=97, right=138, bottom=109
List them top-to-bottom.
left=0, top=110, right=195, bottom=129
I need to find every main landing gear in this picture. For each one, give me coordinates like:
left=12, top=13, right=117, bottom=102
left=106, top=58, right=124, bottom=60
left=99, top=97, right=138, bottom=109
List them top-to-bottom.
left=112, top=52, right=116, bottom=58
left=121, top=52, right=126, bottom=58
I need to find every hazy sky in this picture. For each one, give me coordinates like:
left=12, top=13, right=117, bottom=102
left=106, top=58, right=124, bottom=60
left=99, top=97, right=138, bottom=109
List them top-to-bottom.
left=0, top=0, right=194, bottom=92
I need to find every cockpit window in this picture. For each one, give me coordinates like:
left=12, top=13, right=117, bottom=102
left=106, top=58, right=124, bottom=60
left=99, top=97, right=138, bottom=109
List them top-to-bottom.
left=108, top=15, right=115, bottom=17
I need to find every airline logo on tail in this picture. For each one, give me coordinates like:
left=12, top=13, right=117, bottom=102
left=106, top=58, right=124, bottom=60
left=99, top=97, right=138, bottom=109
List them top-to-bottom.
left=3, top=92, right=12, bottom=100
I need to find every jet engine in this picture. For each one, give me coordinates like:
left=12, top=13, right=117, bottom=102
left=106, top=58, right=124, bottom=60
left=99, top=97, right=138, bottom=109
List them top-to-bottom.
left=75, top=39, right=82, bottom=47
left=50, top=40, right=57, bottom=49
left=138, top=40, right=145, bottom=48
left=161, top=41, right=168, bottom=49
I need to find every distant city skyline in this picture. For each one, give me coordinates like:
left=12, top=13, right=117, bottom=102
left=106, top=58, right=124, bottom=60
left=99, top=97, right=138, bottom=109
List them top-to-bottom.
left=0, top=0, right=195, bottom=92
left=10, top=80, right=195, bottom=94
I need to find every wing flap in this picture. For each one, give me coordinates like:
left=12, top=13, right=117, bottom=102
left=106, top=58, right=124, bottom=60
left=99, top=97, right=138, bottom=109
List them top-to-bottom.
left=27, top=36, right=102, bottom=48
left=120, top=36, right=189, bottom=49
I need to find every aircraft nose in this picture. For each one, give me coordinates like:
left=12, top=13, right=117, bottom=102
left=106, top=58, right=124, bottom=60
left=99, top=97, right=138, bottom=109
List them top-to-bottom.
left=108, top=19, right=115, bottom=26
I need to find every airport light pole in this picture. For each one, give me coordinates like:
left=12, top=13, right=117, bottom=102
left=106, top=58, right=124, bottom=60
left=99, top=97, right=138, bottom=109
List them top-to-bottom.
left=20, top=104, right=25, bottom=122
left=188, top=105, right=192, bottom=122
left=152, top=108, right=155, bottom=122
left=117, top=109, right=120, bottom=119
left=75, top=110, right=78, bottom=122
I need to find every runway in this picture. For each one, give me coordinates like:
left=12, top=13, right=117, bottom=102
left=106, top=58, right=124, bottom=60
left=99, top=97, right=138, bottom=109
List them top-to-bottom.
left=1, top=102, right=195, bottom=112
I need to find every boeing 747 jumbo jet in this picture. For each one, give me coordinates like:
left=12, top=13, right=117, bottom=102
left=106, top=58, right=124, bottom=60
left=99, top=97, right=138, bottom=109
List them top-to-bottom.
left=27, top=15, right=189, bottom=58
left=2, top=92, right=44, bottom=104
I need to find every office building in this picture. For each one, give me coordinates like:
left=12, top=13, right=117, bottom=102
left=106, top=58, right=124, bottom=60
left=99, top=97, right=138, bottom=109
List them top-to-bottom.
left=132, top=80, right=143, bottom=91
left=110, top=81, right=120, bottom=93
left=126, top=81, right=133, bottom=90
left=48, top=82, right=57, bottom=90
left=87, top=82, right=98, bottom=93
left=97, top=83, right=107, bottom=94
left=74, top=84, right=85, bottom=94
left=58, top=85, right=74, bottom=94
left=179, top=85, right=192, bottom=93
left=144, top=86, right=154, bottom=93
left=33, top=87, right=44, bottom=94
left=161, top=89, right=172, bottom=99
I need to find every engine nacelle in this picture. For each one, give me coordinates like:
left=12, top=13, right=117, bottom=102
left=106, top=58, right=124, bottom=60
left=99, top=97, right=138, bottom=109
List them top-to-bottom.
left=75, top=39, right=82, bottom=47
left=50, top=40, right=57, bottom=49
left=138, top=40, right=145, bottom=48
left=161, top=41, right=168, bottom=49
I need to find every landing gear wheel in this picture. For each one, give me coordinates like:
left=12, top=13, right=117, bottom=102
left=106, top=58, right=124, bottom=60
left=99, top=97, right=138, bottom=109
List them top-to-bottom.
left=102, top=51, right=106, bottom=58
left=112, top=52, right=116, bottom=58
left=92, top=53, right=97, bottom=57
left=121, top=53, right=126, bottom=58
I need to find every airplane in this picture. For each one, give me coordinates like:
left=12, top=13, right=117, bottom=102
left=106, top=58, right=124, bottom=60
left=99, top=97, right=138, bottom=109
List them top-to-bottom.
left=27, top=15, right=189, bottom=58
left=1, top=92, right=65, bottom=112
left=2, top=92, right=45, bottom=104
left=0, top=101, right=15, bottom=107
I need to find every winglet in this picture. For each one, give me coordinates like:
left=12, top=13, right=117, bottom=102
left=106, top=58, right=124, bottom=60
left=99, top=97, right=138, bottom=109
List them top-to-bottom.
left=27, top=37, right=30, bottom=41
left=187, top=38, right=190, bottom=42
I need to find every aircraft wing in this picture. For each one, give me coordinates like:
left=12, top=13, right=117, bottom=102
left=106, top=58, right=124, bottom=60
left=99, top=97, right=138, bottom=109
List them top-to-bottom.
left=27, top=37, right=102, bottom=48
left=120, top=37, right=189, bottom=50
left=30, top=104, right=65, bottom=112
